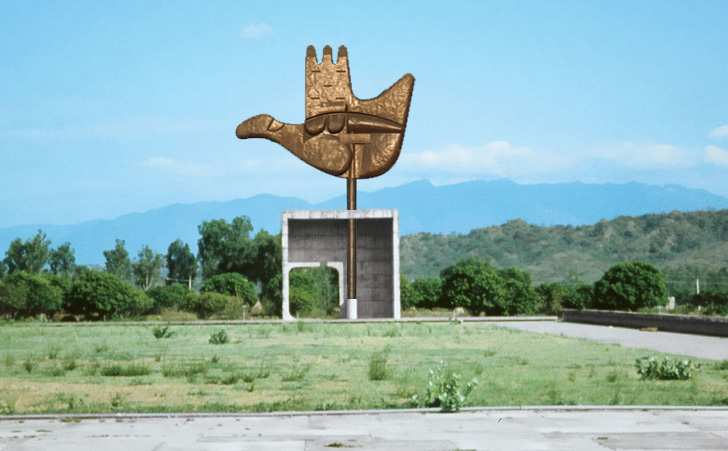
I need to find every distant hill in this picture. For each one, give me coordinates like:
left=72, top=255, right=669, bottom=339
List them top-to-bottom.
left=1, top=179, right=727, bottom=265
left=401, top=209, right=728, bottom=284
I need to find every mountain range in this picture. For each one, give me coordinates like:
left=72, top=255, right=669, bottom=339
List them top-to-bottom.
left=2, top=179, right=728, bottom=265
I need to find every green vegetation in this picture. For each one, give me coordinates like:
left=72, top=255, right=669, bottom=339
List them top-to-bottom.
left=401, top=210, right=728, bottom=284
left=593, top=262, right=667, bottom=311
left=0, top=322, right=725, bottom=414
left=635, top=357, right=698, bottom=381
left=412, top=361, right=478, bottom=412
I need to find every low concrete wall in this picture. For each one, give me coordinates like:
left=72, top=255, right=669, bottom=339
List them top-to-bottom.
left=562, top=309, right=728, bottom=337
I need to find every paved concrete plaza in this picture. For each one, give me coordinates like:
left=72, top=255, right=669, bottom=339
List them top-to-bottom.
left=496, top=320, right=728, bottom=361
left=2, top=408, right=728, bottom=450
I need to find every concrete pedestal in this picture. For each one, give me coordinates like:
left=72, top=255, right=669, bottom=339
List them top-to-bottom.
left=281, top=209, right=400, bottom=320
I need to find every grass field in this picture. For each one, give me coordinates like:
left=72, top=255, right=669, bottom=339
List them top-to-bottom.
left=0, top=321, right=727, bottom=414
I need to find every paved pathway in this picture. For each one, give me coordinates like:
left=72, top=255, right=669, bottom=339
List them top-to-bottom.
left=497, top=321, right=728, bottom=361
left=2, top=408, right=728, bottom=450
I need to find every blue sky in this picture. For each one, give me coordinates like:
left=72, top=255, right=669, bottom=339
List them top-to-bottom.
left=1, top=0, right=727, bottom=228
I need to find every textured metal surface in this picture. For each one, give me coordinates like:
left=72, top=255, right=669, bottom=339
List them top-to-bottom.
left=236, top=45, right=415, bottom=180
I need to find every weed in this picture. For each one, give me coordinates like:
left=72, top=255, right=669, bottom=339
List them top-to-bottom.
left=296, top=321, right=307, bottom=333
left=152, top=324, right=175, bottom=339
left=382, top=325, right=400, bottom=338
left=209, top=329, right=229, bottom=345
left=93, top=342, right=108, bottom=353
left=46, top=345, right=61, bottom=360
left=368, top=349, right=390, bottom=381
left=482, top=349, right=497, bottom=358
left=3, top=352, right=15, bottom=368
left=211, top=354, right=221, bottom=364
left=635, top=356, right=698, bottom=380
left=23, top=357, right=35, bottom=373
left=61, top=358, right=77, bottom=371
left=254, top=360, right=272, bottom=379
left=715, top=360, right=728, bottom=371
left=412, top=361, right=478, bottom=412
left=101, top=362, right=152, bottom=377
left=162, top=362, right=208, bottom=378
left=47, top=363, right=66, bottom=377
left=280, top=363, right=311, bottom=382
left=606, top=370, right=620, bottom=383
left=129, top=377, right=151, bottom=386
left=110, top=392, right=126, bottom=410
left=55, top=393, right=88, bottom=412
left=0, top=397, right=17, bottom=415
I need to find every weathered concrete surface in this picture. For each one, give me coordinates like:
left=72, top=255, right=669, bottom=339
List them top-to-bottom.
left=282, top=210, right=400, bottom=320
left=498, top=320, right=728, bottom=360
left=2, top=409, right=728, bottom=450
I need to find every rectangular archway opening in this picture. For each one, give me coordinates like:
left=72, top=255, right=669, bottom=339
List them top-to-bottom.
left=288, top=266, right=341, bottom=319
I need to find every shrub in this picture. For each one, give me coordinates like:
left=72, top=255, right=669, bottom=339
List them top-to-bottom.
left=593, top=262, right=667, bottom=311
left=65, top=270, right=153, bottom=319
left=0, top=271, right=63, bottom=318
left=201, top=273, right=258, bottom=304
left=405, top=278, right=442, bottom=310
left=146, top=284, right=197, bottom=312
left=186, top=292, right=247, bottom=319
left=152, top=324, right=174, bottom=339
left=209, top=328, right=230, bottom=345
left=635, top=356, right=698, bottom=380
left=412, top=361, right=478, bottom=412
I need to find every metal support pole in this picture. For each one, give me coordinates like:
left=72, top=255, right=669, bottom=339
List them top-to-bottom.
left=347, top=176, right=357, bottom=301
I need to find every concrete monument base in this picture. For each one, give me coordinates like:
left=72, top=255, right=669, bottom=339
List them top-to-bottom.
left=282, top=209, right=400, bottom=320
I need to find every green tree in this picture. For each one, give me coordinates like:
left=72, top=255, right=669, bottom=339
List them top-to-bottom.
left=197, top=216, right=255, bottom=280
left=3, top=230, right=51, bottom=274
left=252, top=230, right=282, bottom=290
left=103, top=239, right=132, bottom=282
left=166, top=239, right=197, bottom=288
left=49, top=242, right=76, bottom=277
left=133, top=245, right=164, bottom=291
left=439, top=257, right=504, bottom=315
left=0, top=261, right=6, bottom=281
left=593, top=261, right=667, bottom=311
left=497, top=267, right=539, bottom=315
left=65, top=270, right=152, bottom=319
left=0, top=271, right=63, bottom=318
left=200, top=272, right=258, bottom=305
left=400, top=275, right=413, bottom=309
left=408, top=278, right=442, bottom=309
left=536, top=282, right=569, bottom=315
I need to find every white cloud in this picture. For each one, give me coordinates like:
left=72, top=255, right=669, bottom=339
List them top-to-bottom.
left=241, top=23, right=271, bottom=39
left=709, top=125, right=728, bottom=140
left=401, top=141, right=555, bottom=177
left=596, top=142, right=687, bottom=168
left=704, top=145, right=728, bottom=167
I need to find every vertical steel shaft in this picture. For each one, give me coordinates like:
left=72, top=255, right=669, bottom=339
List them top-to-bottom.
left=347, top=176, right=357, bottom=300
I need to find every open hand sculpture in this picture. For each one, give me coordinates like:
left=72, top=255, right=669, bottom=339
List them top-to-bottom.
left=236, top=45, right=415, bottom=180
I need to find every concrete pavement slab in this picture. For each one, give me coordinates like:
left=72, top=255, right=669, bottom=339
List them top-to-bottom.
left=496, top=321, right=728, bottom=360
left=2, top=409, right=728, bottom=451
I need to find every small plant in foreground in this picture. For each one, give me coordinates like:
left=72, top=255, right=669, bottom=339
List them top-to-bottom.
left=152, top=324, right=175, bottom=339
left=209, top=329, right=230, bottom=345
left=368, top=348, right=390, bottom=381
left=635, top=356, right=698, bottom=381
left=412, top=362, right=478, bottom=412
